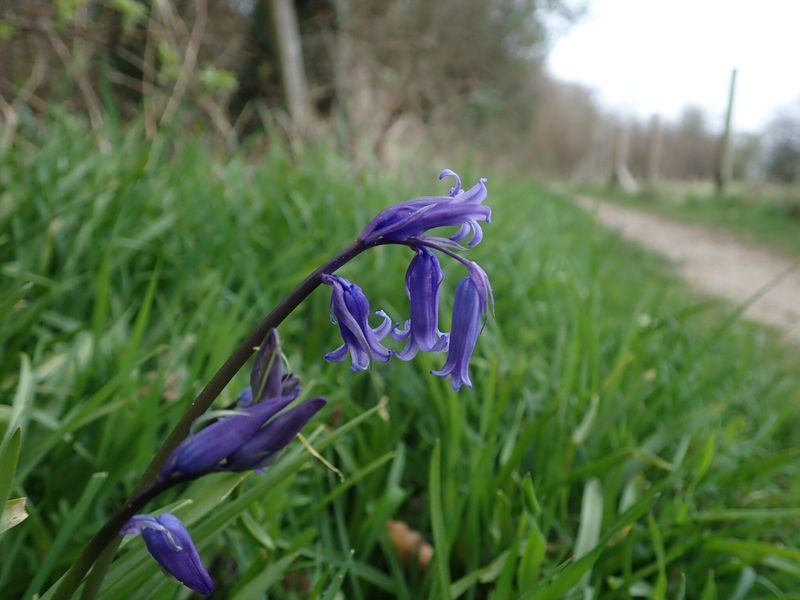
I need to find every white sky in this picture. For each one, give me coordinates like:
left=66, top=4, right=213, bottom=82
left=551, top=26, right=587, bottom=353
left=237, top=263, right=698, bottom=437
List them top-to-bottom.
left=547, top=0, right=800, bottom=132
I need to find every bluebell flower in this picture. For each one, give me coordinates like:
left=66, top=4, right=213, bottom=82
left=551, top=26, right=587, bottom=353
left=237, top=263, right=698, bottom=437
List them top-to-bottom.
left=359, top=169, right=489, bottom=245
left=392, top=248, right=449, bottom=360
left=432, top=264, right=492, bottom=390
left=322, top=274, right=393, bottom=371
left=160, top=330, right=325, bottom=479
left=160, top=392, right=300, bottom=478
left=225, top=397, right=327, bottom=471
left=121, top=513, right=214, bottom=596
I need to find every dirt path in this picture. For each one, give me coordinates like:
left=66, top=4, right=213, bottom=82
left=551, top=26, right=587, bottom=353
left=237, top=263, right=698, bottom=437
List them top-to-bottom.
left=575, top=196, right=800, bottom=343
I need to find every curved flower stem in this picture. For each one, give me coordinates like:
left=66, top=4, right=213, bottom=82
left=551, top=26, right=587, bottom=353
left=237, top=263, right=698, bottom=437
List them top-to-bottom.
left=402, top=237, right=474, bottom=269
left=53, top=239, right=374, bottom=600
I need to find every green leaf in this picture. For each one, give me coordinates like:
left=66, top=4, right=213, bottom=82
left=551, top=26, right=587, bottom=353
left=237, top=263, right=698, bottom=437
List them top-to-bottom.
left=109, top=0, right=147, bottom=30
left=199, top=67, right=239, bottom=93
left=5, top=354, right=34, bottom=445
left=571, top=393, right=599, bottom=445
left=0, top=428, right=21, bottom=513
left=692, top=433, right=716, bottom=487
left=430, top=440, right=451, bottom=600
left=24, top=472, right=108, bottom=599
left=521, top=472, right=541, bottom=517
left=572, top=478, right=603, bottom=593
left=521, top=492, right=657, bottom=600
left=647, top=512, right=667, bottom=600
left=517, top=519, right=546, bottom=591
left=489, top=537, right=518, bottom=600
left=319, top=550, right=353, bottom=600
left=230, top=551, right=300, bottom=600
left=450, top=551, right=508, bottom=598
left=730, top=567, right=756, bottom=600
left=699, top=570, right=717, bottom=600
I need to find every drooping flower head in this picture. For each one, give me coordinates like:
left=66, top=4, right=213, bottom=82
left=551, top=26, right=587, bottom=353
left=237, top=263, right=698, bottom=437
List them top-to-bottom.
left=325, top=168, right=493, bottom=390
left=359, top=170, right=490, bottom=245
left=392, top=247, right=448, bottom=360
left=432, top=263, right=493, bottom=390
left=322, top=274, right=393, bottom=371
left=160, top=330, right=325, bottom=480
left=121, top=513, right=214, bottom=596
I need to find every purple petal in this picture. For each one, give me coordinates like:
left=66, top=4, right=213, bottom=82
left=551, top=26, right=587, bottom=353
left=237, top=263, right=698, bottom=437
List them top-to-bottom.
left=438, top=168, right=463, bottom=196
left=359, top=172, right=489, bottom=243
left=454, top=178, right=489, bottom=205
left=467, top=221, right=484, bottom=247
left=450, top=222, right=471, bottom=243
left=394, top=248, right=447, bottom=361
left=466, top=261, right=494, bottom=318
left=322, top=275, right=392, bottom=369
left=327, top=275, right=374, bottom=351
left=432, top=277, right=482, bottom=390
left=373, top=310, right=393, bottom=339
left=391, top=320, right=412, bottom=341
left=250, top=329, right=284, bottom=403
left=432, top=332, right=450, bottom=352
left=394, top=339, right=420, bottom=361
left=348, top=342, right=371, bottom=371
left=324, top=344, right=348, bottom=363
left=281, top=373, right=301, bottom=396
left=236, top=387, right=254, bottom=407
left=162, top=394, right=296, bottom=478
left=225, top=398, right=327, bottom=471
left=124, top=513, right=214, bottom=596
left=121, top=514, right=165, bottom=537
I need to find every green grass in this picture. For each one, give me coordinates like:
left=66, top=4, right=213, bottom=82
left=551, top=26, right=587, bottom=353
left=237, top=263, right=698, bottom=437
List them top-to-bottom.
left=2, top=113, right=800, bottom=599
left=585, top=181, right=800, bottom=258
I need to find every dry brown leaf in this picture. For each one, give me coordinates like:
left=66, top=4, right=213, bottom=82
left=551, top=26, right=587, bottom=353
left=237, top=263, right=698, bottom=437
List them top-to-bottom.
left=386, top=519, right=433, bottom=570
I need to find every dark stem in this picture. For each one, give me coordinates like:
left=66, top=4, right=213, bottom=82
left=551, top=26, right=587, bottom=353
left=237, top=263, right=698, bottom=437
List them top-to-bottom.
left=53, top=239, right=372, bottom=599
left=79, top=541, right=117, bottom=600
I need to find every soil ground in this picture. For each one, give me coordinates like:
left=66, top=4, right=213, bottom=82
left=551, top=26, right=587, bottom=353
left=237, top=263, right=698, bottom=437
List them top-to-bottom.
left=575, top=195, right=800, bottom=343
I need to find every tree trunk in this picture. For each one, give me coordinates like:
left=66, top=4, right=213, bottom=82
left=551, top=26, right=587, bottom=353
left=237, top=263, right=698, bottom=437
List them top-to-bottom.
left=268, top=0, right=311, bottom=128
left=715, top=68, right=737, bottom=194
left=646, top=114, right=663, bottom=190
left=609, top=123, right=638, bottom=194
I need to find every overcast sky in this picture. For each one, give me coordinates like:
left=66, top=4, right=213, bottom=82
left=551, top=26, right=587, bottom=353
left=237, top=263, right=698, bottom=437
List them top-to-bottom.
left=546, top=0, right=800, bottom=132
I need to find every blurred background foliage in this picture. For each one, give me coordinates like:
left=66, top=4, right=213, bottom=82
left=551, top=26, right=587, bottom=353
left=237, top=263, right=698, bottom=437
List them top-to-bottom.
left=2, top=0, right=798, bottom=184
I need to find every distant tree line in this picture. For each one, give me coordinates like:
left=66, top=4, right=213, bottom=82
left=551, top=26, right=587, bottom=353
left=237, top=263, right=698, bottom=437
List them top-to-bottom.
left=1, top=0, right=798, bottom=185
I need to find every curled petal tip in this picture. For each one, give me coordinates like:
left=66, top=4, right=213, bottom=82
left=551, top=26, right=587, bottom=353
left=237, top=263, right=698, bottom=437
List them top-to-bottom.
left=438, top=168, right=462, bottom=196
left=359, top=169, right=488, bottom=243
